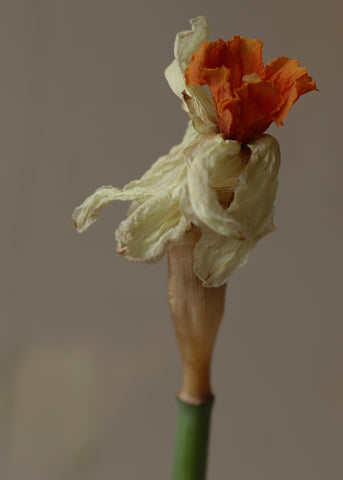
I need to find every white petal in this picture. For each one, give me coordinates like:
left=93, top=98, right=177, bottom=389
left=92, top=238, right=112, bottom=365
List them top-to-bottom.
left=165, top=16, right=217, bottom=130
left=165, top=16, right=209, bottom=98
left=175, top=16, right=210, bottom=71
left=182, top=91, right=218, bottom=135
left=123, top=121, right=197, bottom=200
left=72, top=122, right=198, bottom=233
left=182, top=133, right=246, bottom=238
left=194, top=134, right=281, bottom=287
left=227, top=135, right=280, bottom=235
left=72, top=186, right=135, bottom=233
left=116, top=191, right=191, bottom=263
left=194, top=227, right=251, bottom=287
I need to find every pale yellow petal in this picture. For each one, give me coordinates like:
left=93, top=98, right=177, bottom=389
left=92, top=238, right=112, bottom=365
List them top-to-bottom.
left=165, top=16, right=217, bottom=131
left=165, top=16, right=209, bottom=98
left=182, top=91, right=218, bottom=135
left=123, top=121, right=197, bottom=200
left=72, top=122, right=197, bottom=233
left=184, top=133, right=246, bottom=238
left=193, top=134, right=280, bottom=287
left=227, top=135, right=280, bottom=234
left=72, top=186, right=138, bottom=233
left=116, top=191, right=191, bottom=263
left=194, top=227, right=251, bottom=287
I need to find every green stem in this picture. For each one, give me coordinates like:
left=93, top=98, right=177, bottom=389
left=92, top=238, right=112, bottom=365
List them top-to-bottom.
left=172, top=397, right=214, bottom=480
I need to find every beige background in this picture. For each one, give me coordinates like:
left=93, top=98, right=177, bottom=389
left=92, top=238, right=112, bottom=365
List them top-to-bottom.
left=1, top=1, right=342, bottom=479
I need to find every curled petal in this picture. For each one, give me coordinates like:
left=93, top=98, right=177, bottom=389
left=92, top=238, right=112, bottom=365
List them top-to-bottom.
left=165, top=16, right=217, bottom=130
left=165, top=16, right=209, bottom=98
left=174, top=16, right=210, bottom=72
left=185, top=37, right=317, bottom=140
left=264, top=56, right=318, bottom=124
left=188, top=65, right=232, bottom=110
left=183, top=85, right=218, bottom=132
left=182, top=91, right=217, bottom=135
left=122, top=121, right=197, bottom=199
left=72, top=123, right=197, bottom=233
left=183, top=133, right=246, bottom=238
left=194, top=134, right=280, bottom=287
left=228, top=134, right=280, bottom=232
left=72, top=186, right=137, bottom=233
left=116, top=191, right=191, bottom=263
left=194, top=211, right=276, bottom=287
left=194, top=227, right=252, bottom=287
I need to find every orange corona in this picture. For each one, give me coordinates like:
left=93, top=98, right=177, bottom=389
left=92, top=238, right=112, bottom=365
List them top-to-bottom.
left=185, top=36, right=318, bottom=143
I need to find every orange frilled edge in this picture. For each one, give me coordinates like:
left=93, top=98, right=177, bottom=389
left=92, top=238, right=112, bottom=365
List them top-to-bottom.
left=185, top=37, right=318, bottom=143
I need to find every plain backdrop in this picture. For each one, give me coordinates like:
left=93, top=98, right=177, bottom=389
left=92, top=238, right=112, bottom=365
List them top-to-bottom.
left=1, top=1, right=342, bottom=479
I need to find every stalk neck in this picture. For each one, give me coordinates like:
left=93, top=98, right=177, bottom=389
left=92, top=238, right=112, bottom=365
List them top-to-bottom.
left=167, top=227, right=226, bottom=405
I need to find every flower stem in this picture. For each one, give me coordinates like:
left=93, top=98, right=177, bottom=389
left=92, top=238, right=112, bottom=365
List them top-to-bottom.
left=167, top=227, right=226, bottom=479
left=172, top=397, right=214, bottom=480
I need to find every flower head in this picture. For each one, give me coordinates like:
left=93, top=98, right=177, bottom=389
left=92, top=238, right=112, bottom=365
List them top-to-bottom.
left=72, top=16, right=316, bottom=287
left=184, top=37, right=318, bottom=142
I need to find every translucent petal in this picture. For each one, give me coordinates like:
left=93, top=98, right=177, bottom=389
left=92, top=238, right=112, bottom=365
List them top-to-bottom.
left=164, top=16, right=217, bottom=130
left=165, top=16, right=209, bottom=98
left=264, top=56, right=318, bottom=125
left=182, top=91, right=218, bottom=135
left=123, top=121, right=197, bottom=200
left=72, top=122, right=197, bottom=233
left=183, top=133, right=246, bottom=238
left=193, top=134, right=280, bottom=287
left=226, top=135, right=280, bottom=234
left=72, top=186, right=135, bottom=233
left=116, top=191, right=191, bottom=263
left=194, top=227, right=252, bottom=287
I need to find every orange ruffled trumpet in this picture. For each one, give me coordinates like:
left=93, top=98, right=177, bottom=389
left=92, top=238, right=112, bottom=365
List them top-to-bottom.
left=185, top=36, right=318, bottom=143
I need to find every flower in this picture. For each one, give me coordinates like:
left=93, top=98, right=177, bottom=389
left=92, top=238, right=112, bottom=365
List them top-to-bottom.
left=72, top=16, right=316, bottom=287
left=184, top=37, right=318, bottom=142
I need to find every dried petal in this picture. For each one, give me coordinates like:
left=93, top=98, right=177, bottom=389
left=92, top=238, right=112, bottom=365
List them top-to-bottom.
left=165, top=16, right=217, bottom=131
left=185, top=36, right=317, bottom=142
left=185, top=37, right=264, bottom=93
left=264, top=56, right=318, bottom=124
left=218, top=80, right=283, bottom=143
left=72, top=122, right=197, bottom=233
left=181, top=133, right=246, bottom=238
left=193, top=134, right=280, bottom=286
left=73, top=186, right=133, bottom=233
left=116, top=191, right=190, bottom=263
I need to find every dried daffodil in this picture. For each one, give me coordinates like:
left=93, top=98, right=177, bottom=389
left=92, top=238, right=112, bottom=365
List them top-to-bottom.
left=72, top=16, right=317, bottom=480
left=73, top=16, right=316, bottom=288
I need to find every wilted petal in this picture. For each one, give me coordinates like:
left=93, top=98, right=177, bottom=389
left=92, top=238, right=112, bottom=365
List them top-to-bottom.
left=165, top=16, right=217, bottom=130
left=165, top=16, right=209, bottom=98
left=185, top=36, right=264, bottom=92
left=185, top=36, right=317, bottom=141
left=264, top=56, right=318, bottom=124
left=183, top=85, right=218, bottom=132
left=182, top=91, right=217, bottom=135
left=122, top=122, right=197, bottom=206
left=72, top=123, right=197, bottom=233
left=183, top=133, right=247, bottom=238
left=194, top=134, right=280, bottom=287
left=227, top=135, right=280, bottom=232
left=72, top=186, right=136, bottom=233
left=116, top=191, right=190, bottom=263
left=194, top=227, right=252, bottom=287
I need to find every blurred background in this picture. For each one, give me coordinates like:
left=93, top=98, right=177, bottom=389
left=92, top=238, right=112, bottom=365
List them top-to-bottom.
left=1, top=0, right=342, bottom=479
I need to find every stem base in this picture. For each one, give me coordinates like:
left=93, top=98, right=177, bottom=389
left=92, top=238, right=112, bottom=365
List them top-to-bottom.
left=172, top=397, right=214, bottom=480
